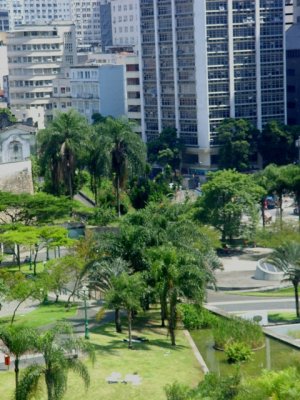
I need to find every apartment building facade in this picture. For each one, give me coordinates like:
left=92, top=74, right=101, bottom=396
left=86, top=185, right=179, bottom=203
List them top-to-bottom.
left=111, top=0, right=140, bottom=48
left=140, top=0, right=287, bottom=168
left=7, top=22, right=77, bottom=127
left=70, top=64, right=126, bottom=122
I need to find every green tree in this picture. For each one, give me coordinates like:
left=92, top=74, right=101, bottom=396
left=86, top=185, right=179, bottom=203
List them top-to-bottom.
left=0, top=108, right=17, bottom=129
left=38, top=110, right=89, bottom=197
left=99, top=117, right=146, bottom=216
left=217, top=118, right=258, bottom=171
left=258, top=121, right=296, bottom=167
left=147, top=127, right=183, bottom=172
left=84, top=128, right=110, bottom=204
left=283, top=164, right=300, bottom=230
left=255, top=165, right=288, bottom=229
left=196, top=170, right=264, bottom=242
left=0, top=191, right=72, bottom=225
left=268, top=241, right=300, bottom=317
left=149, top=245, right=209, bottom=346
left=87, top=257, right=129, bottom=333
left=0, top=271, right=44, bottom=324
left=105, top=272, right=145, bottom=348
left=16, top=324, right=94, bottom=400
left=0, top=326, right=36, bottom=393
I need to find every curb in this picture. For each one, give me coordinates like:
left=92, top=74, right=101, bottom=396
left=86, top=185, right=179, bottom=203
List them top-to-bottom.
left=183, top=330, right=209, bottom=374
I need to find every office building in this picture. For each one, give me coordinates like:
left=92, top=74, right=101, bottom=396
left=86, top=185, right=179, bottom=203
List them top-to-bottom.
left=111, top=0, right=139, bottom=48
left=140, top=0, right=287, bottom=168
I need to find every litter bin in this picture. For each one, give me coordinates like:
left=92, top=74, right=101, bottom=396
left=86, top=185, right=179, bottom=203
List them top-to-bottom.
left=4, top=355, right=10, bottom=369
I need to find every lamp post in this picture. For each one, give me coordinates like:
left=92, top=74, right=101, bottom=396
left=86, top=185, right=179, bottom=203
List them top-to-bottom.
left=295, top=136, right=300, bottom=164
left=82, top=285, right=90, bottom=340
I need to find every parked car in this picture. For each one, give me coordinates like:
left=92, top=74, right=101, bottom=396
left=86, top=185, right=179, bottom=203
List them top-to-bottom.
left=264, top=196, right=277, bottom=210
left=294, top=207, right=299, bottom=215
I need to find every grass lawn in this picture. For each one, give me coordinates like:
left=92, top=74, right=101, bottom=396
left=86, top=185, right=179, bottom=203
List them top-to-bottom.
left=2, top=261, right=46, bottom=275
left=229, top=287, right=294, bottom=297
left=0, top=301, right=77, bottom=329
left=0, top=310, right=203, bottom=400
left=268, top=311, right=300, bottom=324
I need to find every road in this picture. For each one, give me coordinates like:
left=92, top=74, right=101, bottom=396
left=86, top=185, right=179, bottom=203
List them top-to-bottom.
left=206, top=290, right=295, bottom=313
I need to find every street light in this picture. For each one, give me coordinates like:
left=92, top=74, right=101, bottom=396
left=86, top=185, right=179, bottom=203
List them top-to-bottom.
left=295, top=136, right=300, bottom=164
left=81, top=285, right=90, bottom=340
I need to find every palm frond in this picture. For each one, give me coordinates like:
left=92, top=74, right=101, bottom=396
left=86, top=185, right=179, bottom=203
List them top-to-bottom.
left=16, top=364, right=44, bottom=400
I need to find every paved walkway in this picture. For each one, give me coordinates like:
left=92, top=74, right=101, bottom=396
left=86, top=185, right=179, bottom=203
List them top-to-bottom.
left=214, top=247, right=287, bottom=290
left=0, top=295, right=113, bottom=370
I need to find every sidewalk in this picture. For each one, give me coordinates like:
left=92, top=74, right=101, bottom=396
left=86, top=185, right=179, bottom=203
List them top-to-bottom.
left=214, top=247, right=286, bottom=290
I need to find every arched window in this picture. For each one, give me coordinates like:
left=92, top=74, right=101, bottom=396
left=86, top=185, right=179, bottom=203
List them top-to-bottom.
left=8, top=140, right=23, bottom=162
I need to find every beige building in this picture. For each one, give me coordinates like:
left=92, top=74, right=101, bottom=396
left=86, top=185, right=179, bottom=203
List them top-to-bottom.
left=7, top=22, right=77, bottom=128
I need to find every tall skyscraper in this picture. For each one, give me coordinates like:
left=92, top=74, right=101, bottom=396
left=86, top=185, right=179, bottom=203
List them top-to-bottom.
left=140, top=0, right=287, bottom=168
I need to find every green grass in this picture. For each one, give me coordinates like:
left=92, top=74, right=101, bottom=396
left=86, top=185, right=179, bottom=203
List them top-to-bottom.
left=3, top=261, right=46, bottom=275
left=229, top=287, right=294, bottom=297
left=0, top=301, right=77, bottom=329
left=0, top=309, right=203, bottom=400
left=268, top=311, right=300, bottom=324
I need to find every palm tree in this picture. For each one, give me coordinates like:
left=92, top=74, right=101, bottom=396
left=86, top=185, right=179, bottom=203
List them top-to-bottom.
left=38, top=110, right=89, bottom=198
left=99, top=117, right=146, bottom=216
left=84, top=127, right=111, bottom=204
left=268, top=241, right=300, bottom=317
left=149, top=245, right=213, bottom=346
left=88, top=257, right=130, bottom=333
left=105, top=273, right=145, bottom=349
left=16, top=324, right=94, bottom=400
left=0, top=326, right=36, bottom=393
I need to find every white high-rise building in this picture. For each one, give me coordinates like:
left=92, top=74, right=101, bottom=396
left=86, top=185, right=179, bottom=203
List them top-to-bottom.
left=72, top=0, right=102, bottom=47
left=111, top=0, right=139, bottom=48
left=140, top=0, right=287, bottom=168
left=7, top=22, right=77, bottom=127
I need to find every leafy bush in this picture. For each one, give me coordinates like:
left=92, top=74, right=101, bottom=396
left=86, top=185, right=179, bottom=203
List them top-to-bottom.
left=88, top=206, right=117, bottom=226
left=178, top=304, right=217, bottom=329
left=213, top=316, right=264, bottom=350
left=225, top=342, right=253, bottom=364
left=236, top=367, right=300, bottom=400
left=165, top=373, right=240, bottom=400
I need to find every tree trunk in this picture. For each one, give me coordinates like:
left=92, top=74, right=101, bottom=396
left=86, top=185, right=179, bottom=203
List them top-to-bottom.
left=67, top=163, right=73, bottom=200
left=116, top=176, right=121, bottom=217
left=278, top=193, right=283, bottom=230
left=261, top=199, right=266, bottom=229
left=16, top=245, right=21, bottom=270
left=33, top=249, right=38, bottom=276
left=293, top=280, right=300, bottom=318
left=160, top=290, right=167, bottom=328
left=169, top=292, right=177, bottom=346
left=55, top=293, right=59, bottom=303
left=11, top=295, right=31, bottom=325
left=115, top=308, right=122, bottom=333
left=127, top=309, right=132, bottom=349
left=15, top=357, right=19, bottom=390
left=46, top=371, right=54, bottom=400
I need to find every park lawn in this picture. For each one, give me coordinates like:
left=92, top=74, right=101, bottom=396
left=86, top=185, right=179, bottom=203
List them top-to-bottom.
left=3, top=261, right=45, bottom=275
left=229, top=287, right=294, bottom=297
left=0, top=301, right=77, bottom=329
left=0, top=310, right=203, bottom=400
left=268, top=311, right=300, bottom=324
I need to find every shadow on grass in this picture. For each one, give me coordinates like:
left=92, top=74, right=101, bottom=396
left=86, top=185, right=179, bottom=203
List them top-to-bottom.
left=268, top=313, right=300, bottom=324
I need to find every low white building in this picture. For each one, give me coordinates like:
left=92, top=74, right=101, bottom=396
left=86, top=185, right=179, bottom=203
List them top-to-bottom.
left=70, top=64, right=126, bottom=122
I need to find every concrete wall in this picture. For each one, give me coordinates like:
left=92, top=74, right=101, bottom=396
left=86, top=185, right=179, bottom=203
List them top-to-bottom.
left=0, top=160, right=33, bottom=194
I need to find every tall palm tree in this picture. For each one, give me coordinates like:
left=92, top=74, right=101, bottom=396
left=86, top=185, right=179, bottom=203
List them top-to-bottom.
left=38, top=110, right=89, bottom=198
left=99, top=118, right=146, bottom=216
left=84, top=127, right=111, bottom=204
left=268, top=241, right=300, bottom=317
left=16, top=324, right=94, bottom=400
left=0, top=326, right=36, bottom=393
